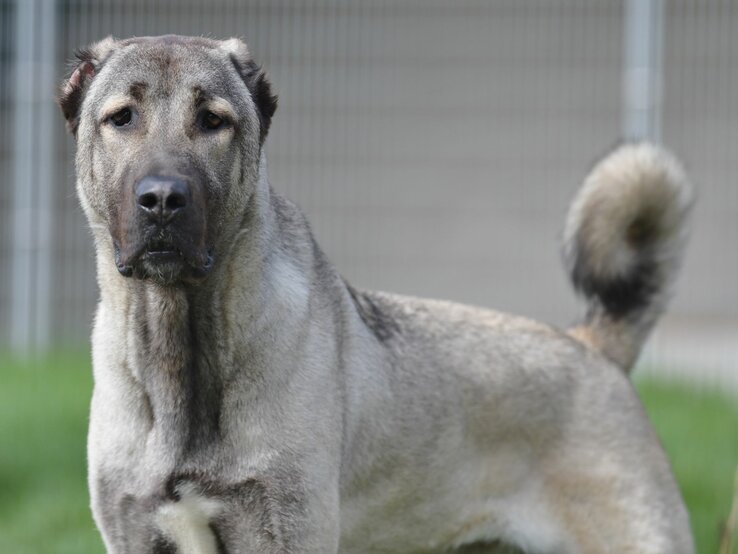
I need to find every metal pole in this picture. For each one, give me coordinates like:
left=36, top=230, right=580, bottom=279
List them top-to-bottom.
left=10, top=0, right=37, bottom=353
left=10, top=0, right=55, bottom=354
left=34, top=0, right=57, bottom=351
left=624, top=0, right=665, bottom=142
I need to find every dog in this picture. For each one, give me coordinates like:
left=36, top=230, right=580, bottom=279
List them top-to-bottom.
left=58, top=35, right=694, bottom=553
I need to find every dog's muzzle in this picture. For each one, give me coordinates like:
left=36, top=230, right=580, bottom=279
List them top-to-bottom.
left=113, top=173, right=213, bottom=283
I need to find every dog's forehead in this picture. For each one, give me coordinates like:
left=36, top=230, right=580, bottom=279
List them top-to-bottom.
left=101, top=36, right=244, bottom=99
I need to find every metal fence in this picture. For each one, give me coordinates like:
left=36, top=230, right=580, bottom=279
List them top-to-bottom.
left=1, top=1, right=736, bottom=387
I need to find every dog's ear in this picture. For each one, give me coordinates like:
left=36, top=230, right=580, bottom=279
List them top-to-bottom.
left=58, top=36, right=117, bottom=135
left=222, top=38, right=278, bottom=145
left=243, top=64, right=278, bottom=145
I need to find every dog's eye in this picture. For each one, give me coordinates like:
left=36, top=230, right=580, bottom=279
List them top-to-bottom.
left=109, top=107, right=133, bottom=127
left=201, top=111, right=225, bottom=131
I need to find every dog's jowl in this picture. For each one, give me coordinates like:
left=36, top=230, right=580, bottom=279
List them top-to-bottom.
left=59, top=35, right=695, bottom=553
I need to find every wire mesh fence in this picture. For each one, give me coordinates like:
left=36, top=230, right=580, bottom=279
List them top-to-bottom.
left=0, top=0, right=736, bottom=387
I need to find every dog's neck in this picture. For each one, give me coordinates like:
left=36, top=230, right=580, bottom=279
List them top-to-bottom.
left=93, top=172, right=313, bottom=458
left=128, top=282, right=217, bottom=455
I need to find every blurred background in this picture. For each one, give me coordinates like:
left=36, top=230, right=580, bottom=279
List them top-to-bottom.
left=1, top=0, right=737, bottom=386
left=0, top=1, right=736, bottom=553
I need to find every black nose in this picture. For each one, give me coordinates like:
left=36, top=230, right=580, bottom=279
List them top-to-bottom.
left=135, top=176, right=190, bottom=223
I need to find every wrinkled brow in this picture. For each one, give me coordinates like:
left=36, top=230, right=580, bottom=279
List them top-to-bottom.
left=129, top=82, right=148, bottom=102
left=193, top=87, right=237, bottom=120
left=193, top=87, right=210, bottom=108
left=99, top=94, right=133, bottom=122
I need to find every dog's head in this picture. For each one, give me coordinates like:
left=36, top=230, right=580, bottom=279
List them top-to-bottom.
left=59, top=35, right=277, bottom=285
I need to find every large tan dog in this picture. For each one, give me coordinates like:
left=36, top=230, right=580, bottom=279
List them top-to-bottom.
left=59, top=35, right=694, bottom=553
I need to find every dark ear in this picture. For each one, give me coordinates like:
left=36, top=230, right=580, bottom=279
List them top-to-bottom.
left=58, top=37, right=117, bottom=135
left=223, top=39, right=278, bottom=145
left=240, top=61, right=278, bottom=145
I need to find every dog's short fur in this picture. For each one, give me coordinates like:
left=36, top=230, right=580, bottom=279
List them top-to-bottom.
left=59, top=35, right=695, bottom=553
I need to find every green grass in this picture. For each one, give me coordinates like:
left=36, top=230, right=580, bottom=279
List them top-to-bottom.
left=0, top=352, right=102, bottom=554
left=0, top=353, right=736, bottom=553
left=636, top=378, right=738, bottom=553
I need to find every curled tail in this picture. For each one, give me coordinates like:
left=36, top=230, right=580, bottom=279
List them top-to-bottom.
left=563, top=143, right=694, bottom=373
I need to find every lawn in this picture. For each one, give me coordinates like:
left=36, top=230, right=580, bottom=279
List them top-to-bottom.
left=0, top=353, right=736, bottom=553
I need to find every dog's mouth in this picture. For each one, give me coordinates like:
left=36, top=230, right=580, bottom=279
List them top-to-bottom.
left=114, top=237, right=214, bottom=283
left=145, top=240, right=185, bottom=260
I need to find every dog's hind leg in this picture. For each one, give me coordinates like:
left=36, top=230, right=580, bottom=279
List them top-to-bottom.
left=468, top=372, right=695, bottom=554
left=491, top=430, right=694, bottom=554
left=540, top=461, right=693, bottom=553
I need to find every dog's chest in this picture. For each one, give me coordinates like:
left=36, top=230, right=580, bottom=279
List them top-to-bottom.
left=88, top=386, right=312, bottom=553
left=91, top=451, right=297, bottom=554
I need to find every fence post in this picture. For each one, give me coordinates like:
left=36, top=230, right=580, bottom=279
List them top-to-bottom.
left=10, top=0, right=56, bottom=354
left=10, top=0, right=36, bottom=353
left=34, top=0, right=57, bottom=351
left=624, top=0, right=665, bottom=142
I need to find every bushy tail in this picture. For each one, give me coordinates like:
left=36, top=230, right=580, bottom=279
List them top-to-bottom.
left=563, top=143, right=694, bottom=373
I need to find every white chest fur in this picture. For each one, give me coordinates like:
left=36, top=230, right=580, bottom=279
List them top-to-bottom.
left=155, top=483, right=224, bottom=554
